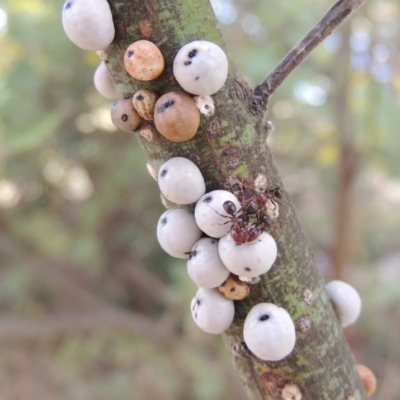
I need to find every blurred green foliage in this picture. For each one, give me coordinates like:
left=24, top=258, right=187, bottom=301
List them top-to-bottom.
left=0, top=0, right=399, bottom=399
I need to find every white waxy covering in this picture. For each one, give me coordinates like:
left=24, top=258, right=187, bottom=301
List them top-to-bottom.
left=62, top=0, right=115, bottom=51
left=173, top=40, right=228, bottom=95
left=94, top=61, right=118, bottom=99
left=194, top=95, right=215, bottom=117
left=158, top=157, right=205, bottom=205
left=194, top=190, right=241, bottom=238
left=157, top=208, right=202, bottom=259
left=218, top=232, right=277, bottom=278
left=187, top=238, right=230, bottom=289
left=325, top=280, right=362, bottom=328
left=191, top=288, right=235, bottom=334
left=243, top=303, right=296, bottom=361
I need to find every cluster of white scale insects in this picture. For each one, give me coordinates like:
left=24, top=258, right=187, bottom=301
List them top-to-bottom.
left=62, top=0, right=362, bottom=363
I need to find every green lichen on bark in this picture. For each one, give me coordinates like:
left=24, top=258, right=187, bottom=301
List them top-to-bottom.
left=104, top=0, right=367, bottom=399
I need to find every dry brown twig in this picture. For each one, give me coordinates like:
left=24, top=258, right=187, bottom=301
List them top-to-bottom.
left=253, top=0, right=368, bottom=110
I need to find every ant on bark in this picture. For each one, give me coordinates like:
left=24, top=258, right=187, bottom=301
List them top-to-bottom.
left=210, top=182, right=283, bottom=245
left=243, top=186, right=282, bottom=222
left=220, top=201, right=266, bottom=244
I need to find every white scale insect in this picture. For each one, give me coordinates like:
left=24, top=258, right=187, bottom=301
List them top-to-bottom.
left=62, top=0, right=115, bottom=51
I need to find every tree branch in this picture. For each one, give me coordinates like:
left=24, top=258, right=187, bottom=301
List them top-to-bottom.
left=253, top=0, right=368, bottom=109
left=105, top=1, right=368, bottom=398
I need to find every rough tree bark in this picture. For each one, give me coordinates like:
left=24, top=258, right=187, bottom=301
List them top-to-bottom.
left=104, top=0, right=368, bottom=399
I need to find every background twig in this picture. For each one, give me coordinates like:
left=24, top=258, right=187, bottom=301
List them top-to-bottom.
left=253, top=0, right=368, bottom=109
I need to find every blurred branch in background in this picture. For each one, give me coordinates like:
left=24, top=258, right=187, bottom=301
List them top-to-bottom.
left=253, top=0, right=368, bottom=108
left=0, top=312, right=170, bottom=343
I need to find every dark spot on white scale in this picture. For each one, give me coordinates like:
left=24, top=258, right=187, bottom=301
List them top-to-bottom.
left=65, top=2, right=73, bottom=9
left=188, top=49, right=197, bottom=58
left=127, top=50, right=134, bottom=57
left=184, top=61, right=192, bottom=66
left=195, top=76, right=200, bottom=81
left=136, top=94, right=144, bottom=101
left=157, top=100, right=175, bottom=114
left=122, top=114, right=128, bottom=122
left=160, top=168, right=168, bottom=178
left=204, top=196, right=212, bottom=203
left=161, top=217, right=168, bottom=226
left=191, top=248, right=199, bottom=258
left=244, top=267, right=251, bottom=272
left=196, top=299, right=201, bottom=306
left=259, top=314, right=270, bottom=321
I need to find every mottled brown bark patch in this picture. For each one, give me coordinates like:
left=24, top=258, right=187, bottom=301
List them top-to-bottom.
left=116, top=19, right=127, bottom=37
left=139, top=20, right=154, bottom=37
left=230, top=78, right=252, bottom=101
left=205, top=120, right=224, bottom=138
left=139, top=123, right=157, bottom=142
left=221, top=145, right=241, bottom=170
left=187, top=152, right=204, bottom=167
left=303, top=288, right=314, bottom=306
left=296, top=315, right=313, bottom=334
left=261, top=372, right=285, bottom=398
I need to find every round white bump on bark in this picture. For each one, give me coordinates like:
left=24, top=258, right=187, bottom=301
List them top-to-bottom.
left=62, top=0, right=115, bottom=51
left=173, top=40, right=228, bottom=95
left=94, top=61, right=118, bottom=99
left=194, top=95, right=215, bottom=117
left=158, top=157, right=205, bottom=205
left=194, top=190, right=241, bottom=238
left=157, top=208, right=202, bottom=259
left=218, top=232, right=277, bottom=278
left=187, top=238, right=230, bottom=289
left=239, top=276, right=261, bottom=285
left=325, top=280, right=362, bottom=328
left=191, top=288, right=234, bottom=334
left=243, top=303, right=296, bottom=361
left=282, top=384, right=302, bottom=400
